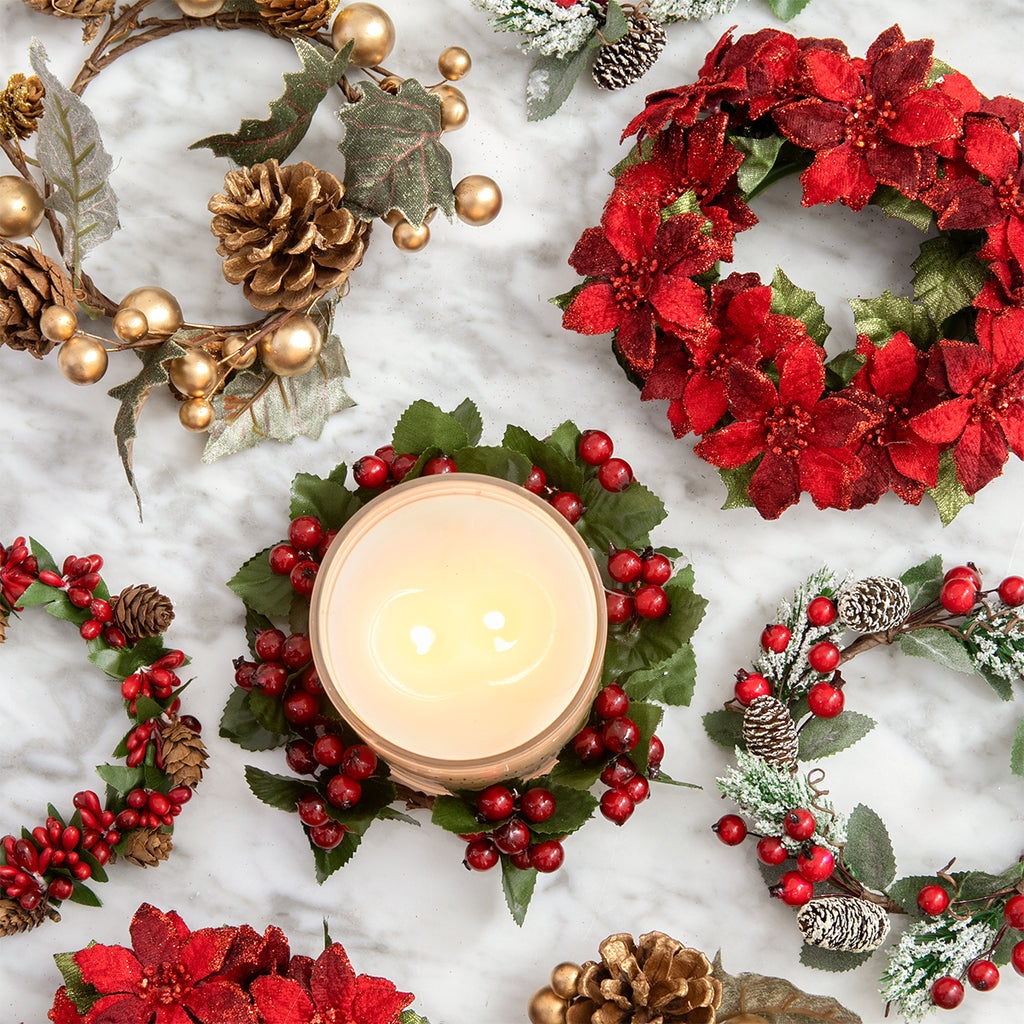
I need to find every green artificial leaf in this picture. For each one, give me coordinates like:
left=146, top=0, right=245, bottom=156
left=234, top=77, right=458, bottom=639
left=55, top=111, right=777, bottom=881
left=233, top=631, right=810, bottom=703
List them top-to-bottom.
left=602, top=0, right=630, bottom=38
left=768, top=0, right=815, bottom=20
left=192, top=38, right=352, bottom=164
left=30, top=41, right=119, bottom=277
left=927, top=57, right=957, bottom=86
left=338, top=78, right=454, bottom=225
left=733, top=134, right=786, bottom=195
left=609, top=136, right=655, bottom=178
left=872, top=185, right=935, bottom=231
left=660, top=189, right=701, bottom=222
left=912, top=236, right=989, bottom=326
left=770, top=268, right=830, bottom=345
left=550, top=281, right=587, bottom=313
left=849, top=290, right=938, bottom=350
left=203, top=331, right=355, bottom=462
left=108, top=336, right=189, bottom=516
left=824, top=350, right=866, bottom=390
left=450, top=398, right=483, bottom=445
left=392, top=399, right=470, bottom=454
left=547, top=421, right=582, bottom=460
left=502, top=424, right=584, bottom=493
left=451, top=445, right=531, bottom=484
left=927, top=449, right=974, bottom=525
left=719, top=463, right=757, bottom=509
left=290, top=472, right=361, bottom=528
left=577, top=478, right=666, bottom=552
left=28, top=538, right=59, bottom=576
left=228, top=547, right=294, bottom=619
left=900, top=554, right=944, bottom=611
left=16, top=579, right=61, bottom=607
left=44, top=589, right=86, bottom=626
left=244, top=605, right=275, bottom=658
left=898, top=627, right=978, bottom=676
left=89, top=636, right=168, bottom=680
left=622, top=644, right=697, bottom=706
left=220, top=684, right=285, bottom=750
left=249, top=688, right=288, bottom=735
left=132, top=696, right=166, bottom=724
left=626, top=700, right=663, bottom=775
left=703, top=709, right=746, bottom=749
left=798, top=712, right=876, bottom=760
left=1012, top=718, right=1024, bottom=777
left=548, top=758, right=604, bottom=790
left=94, top=764, right=144, bottom=795
left=244, top=766, right=307, bottom=812
left=322, top=777, right=396, bottom=834
left=526, top=783, right=598, bottom=837
left=430, top=795, right=483, bottom=834
left=844, top=803, right=896, bottom=891
left=376, top=806, right=419, bottom=827
left=312, top=828, right=362, bottom=883
left=79, top=846, right=108, bottom=884
left=501, top=857, right=538, bottom=926
left=957, top=861, right=1024, bottom=900
left=886, top=874, right=942, bottom=915
left=67, top=883, right=103, bottom=908
left=323, top=919, right=333, bottom=949
left=797, top=943, right=874, bottom=975
left=53, top=950, right=100, bottom=1015
left=398, top=1011, right=432, bottom=1024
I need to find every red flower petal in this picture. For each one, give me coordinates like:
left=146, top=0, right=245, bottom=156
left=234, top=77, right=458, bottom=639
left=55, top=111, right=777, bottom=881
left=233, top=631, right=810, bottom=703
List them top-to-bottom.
left=868, top=37, right=932, bottom=103
left=801, top=49, right=864, bottom=103
left=886, top=93, right=962, bottom=147
left=774, top=99, right=846, bottom=150
left=963, top=116, right=1020, bottom=181
left=865, top=139, right=922, bottom=195
left=800, top=143, right=876, bottom=209
left=603, top=201, right=659, bottom=265
left=567, top=226, right=620, bottom=278
left=650, top=276, right=709, bottom=338
left=562, top=282, right=622, bottom=336
left=615, top=306, right=658, bottom=374
left=977, top=308, right=1024, bottom=375
left=940, top=339, right=993, bottom=394
left=777, top=341, right=825, bottom=408
left=725, top=362, right=777, bottom=421
left=683, top=370, right=729, bottom=434
left=911, top=396, right=974, bottom=443
left=998, top=403, right=1024, bottom=458
left=955, top=419, right=1010, bottom=493
left=695, top=421, right=766, bottom=468
left=888, top=434, right=940, bottom=486
left=799, top=446, right=860, bottom=510
left=748, top=451, right=801, bottom=519
left=129, top=905, right=183, bottom=973
left=180, top=928, right=232, bottom=984
left=75, top=945, right=143, bottom=992
left=310, top=945, right=358, bottom=1014
left=251, top=975, right=315, bottom=1023
left=350, top=975, right=415, bottom=1024
left=183, top=978, right=255, bottom=1024
left=49, top=988, right=85, bottom=1024
left=86, top=994, right=152, bottom=1024
left=153, top=1006, right=191, bottom=1024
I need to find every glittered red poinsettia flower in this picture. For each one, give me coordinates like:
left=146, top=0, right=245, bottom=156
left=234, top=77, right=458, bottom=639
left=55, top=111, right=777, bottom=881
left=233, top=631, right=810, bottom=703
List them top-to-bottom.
left=773, top=26, right=963, bottom=210
left=562, top=201, right=718, bottom=374
left=977, top=215, right=1024, bottom=310
left=910, top=309, right=1024, bottom=493
left=845, top=331, right=941, bottom=506
left=694, top=340, right=874, bottom=518
left=73, top=903, right=253, bottom=1024
left=250, top=943, right=413, bottom=1024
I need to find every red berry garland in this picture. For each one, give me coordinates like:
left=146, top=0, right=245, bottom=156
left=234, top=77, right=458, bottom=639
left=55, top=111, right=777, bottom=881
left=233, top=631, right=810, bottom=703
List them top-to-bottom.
left=558, top=25, right=1024, bottom=523
left=0, top=539, right=203, bottom=935
left=707, top=556, right=1024, bottom=1018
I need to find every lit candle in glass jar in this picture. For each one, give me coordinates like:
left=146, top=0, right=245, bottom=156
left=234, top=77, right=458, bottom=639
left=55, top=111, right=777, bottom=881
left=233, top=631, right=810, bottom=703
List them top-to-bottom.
left=309, top=474, right=607, bottom=794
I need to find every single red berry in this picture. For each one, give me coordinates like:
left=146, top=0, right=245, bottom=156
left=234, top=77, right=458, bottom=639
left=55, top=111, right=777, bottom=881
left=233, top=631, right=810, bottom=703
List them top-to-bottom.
left=578, top=429, right=613, bottom=465
left=374, top=444, right=396, bottom=466
left=390, top=453, right=418, bottom=481
left=353, top=455, right=389, bottom=489
left=423, top=456, right=458, bottom=475
left=598, top=457, right=633, bottom=492
left=524, top=465, right=546, bottom=494
left=550, top=491, right=583, bottom=524
left=289, top=516, right=324, bottom=552
left=316, top=530, right=338, bottom=561
left=269, top=543, right=300, bottom=576
left=608, top=549, right=643, bottom=584
left=640, top=553, right=672, bottom=585
left=289, top=560, right=319, bottom=597
left=944, top=564, right=983, bottom=588
left=999, top=575, right=1024, bottom=606
left=940, top=577, right=977, bottom=615
left=634, top=584, right=668, bottom=619
left=68, top=586, right=92, bottom=609
left=605, top=590, right=634, bottom=624
left=807, top=596, right=837, bottom=626
left=89, top=599, right=112, bottom=623
left=80, top=618, right=102, bottom=640
left=760, top=624, right=792, bottom=652
left=103, top=626, right=127, bottom=648
left=254, top=628, right=286, bottom=662
left=281, top=633, right=313, bottom=669
left=808, top=641, right=840, bottom=673
left=254, top=661, right=287, bottom=697
left=299, top=665, right=322, bottom=694
left=734, top=673, right=771, bottom=707
left=807, top=681, right=845, bottom=718
left=594, top=683, right=630, bottom=720
left=179, top=715, right=201, bottom=734
left=601, top=716, right=639, bottom=754
left=572, top=726, right=606, bottom=763
left=647, top=734, right=664, bottom=767
left=313, top=735, right=345, bottom=768
left=286, top=739, right=318, bottom=775
left=341, top=744, right=378, bottom=780
left=600, top=755, right=637, bottom=789
left=326, top=773, right=362, bottom=810
left=624, top=774, right=649, bottom=804
left=477, top=785, right=515, bottom=822
left=520, top=788, right=556, bottom=823
left=600, top=788, right=635, bottom=826
left=148, top=793, right=171, bottom=816
left=784, top=808, right=816, bottom=841
left=115, top=809, right=139, bottom=830
left=713, top=814, right=747, bottom=846
left=492, top=818, right=531, bottom=855
left=309, top=821, right=346, bottom=850
left=757, top=836, right=789, bottom=866
left=464, top=837, right=499, bottom=871
left=529, top=839, right=565, bottom=873
left=797, top=845, right=835, bottom=882
left=510, top=849, right=532, bottom=870
left=72, top=862, right=92, bottom=881
left=771, top=871, right=814, bottom=906
left=48, top=878, right=74, bottom=901
left=917, top=884, right=950, bottom=916
left=1004, top=893, right=1024, bottom=929
left=1012, top=940, right=1024, bottom=976
left=967, top=959, right=999, bottom=991
left=931, top=977, right=964, bottom=1010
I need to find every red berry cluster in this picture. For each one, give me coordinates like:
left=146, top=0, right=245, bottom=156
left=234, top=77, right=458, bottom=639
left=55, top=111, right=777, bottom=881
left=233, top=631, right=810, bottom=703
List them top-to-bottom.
left=578, top=429, right=634, bottom=493
left=352, top=444, right=458, bottom=494
left=268, top=515, right=336, bottom=597
left=0, top=536, right=40, bottom=608
left=605, top=546, right=672, bottom=624
left=940, top=563, right=1024, bottom=615
left=235, top=627, right=321, bottom=725
left=120, top=649, right=185, bottom=715
left=461, top=783, right=564, bottom=874
left=121, top=785, right=191, bottom=829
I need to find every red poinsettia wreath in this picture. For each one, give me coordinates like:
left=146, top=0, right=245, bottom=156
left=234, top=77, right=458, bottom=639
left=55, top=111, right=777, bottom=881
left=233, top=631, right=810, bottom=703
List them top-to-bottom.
left=557, top=25, right=1024, bottom=522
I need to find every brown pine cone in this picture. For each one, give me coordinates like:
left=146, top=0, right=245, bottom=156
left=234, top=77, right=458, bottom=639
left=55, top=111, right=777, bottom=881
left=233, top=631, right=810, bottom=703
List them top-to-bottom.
left=20, top=0, right=115, bottom=42
left=256, top=0, right=333, bottom=35
left=0, top=74, right=45, bottom=141
left=209, top=159, right=369, bottom=312
left=0, top=241, right=77, bottom=356
left=110, top=584, right=174, bottom=640
left=0, top=606, right=7, bottom=644
left=162, top=717, right=208, bottom=789
left=122, top=827, right=173, bottom=868
left=0, top=895, right=56, bottom=935
left=565, top=932, right=722, bottom=1024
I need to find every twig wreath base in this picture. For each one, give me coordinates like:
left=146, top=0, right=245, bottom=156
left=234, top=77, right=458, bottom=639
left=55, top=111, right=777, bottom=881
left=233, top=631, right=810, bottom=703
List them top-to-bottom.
left=557, top=24, right=1024, bottom=523
left=220, top=398, right=706, bottom=925
left=0, top=538, right=205, bottom=937
left=705, top=557, right=1024, bottom=1019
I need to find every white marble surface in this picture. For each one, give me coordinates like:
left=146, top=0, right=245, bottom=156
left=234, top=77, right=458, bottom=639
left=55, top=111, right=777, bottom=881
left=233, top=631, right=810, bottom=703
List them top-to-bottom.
left=2, top=1, right=1024, bottom=1021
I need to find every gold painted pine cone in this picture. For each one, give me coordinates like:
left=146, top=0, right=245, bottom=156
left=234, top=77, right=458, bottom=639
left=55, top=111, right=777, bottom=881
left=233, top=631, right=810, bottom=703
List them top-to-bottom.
left=20, top=0, right=115, bottom=42
left=256, top=0, right=333, bottom=35
left=0, top=74, right=45, bottom=141
left=209, top=159, right=369, bottom=312
left=0, top=241, right=77, bottom=356
left=111, top=584, right=174, bottom=640
left=162, top=718, right=208, bottom=789
left=122, top=827, right=173, bottom=868
left=566, top=932, right=722, bottom=1024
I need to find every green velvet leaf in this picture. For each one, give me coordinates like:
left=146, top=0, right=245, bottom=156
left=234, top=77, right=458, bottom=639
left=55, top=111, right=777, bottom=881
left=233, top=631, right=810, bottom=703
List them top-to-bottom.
left=768, top=0, right=815, bottom=20
left=927, top=57, right=957, bottom=86
left=733, top=134, right=786, bottom=195
left=609, top=136, right=655, bottom=178
left=872, top=185, right=935, bottom=231
left=660, top=189, right=701, bottom=222
left=912, top=236, right=989, bottom=326
left=770, top=267, right=830, bottom=344
left=550, top=281, right=587, bottom=313
left=849, top=290, right=938, bottom=350
left=824, top=350, right=866, bottom=389
left=392, top=399, right=470, bottom=454
left=926, top=449, right=974, bottom=525
left=719, top=463, right=757, bottom=509
left=228, top=547, right=294, bottom=619
left=899, top=554, right=943, bottom=611
left=898, top=627, right=977, bottom=676
left=219, top=685, right=284, bottom=751
left=703, top=709, right=746, bottom=749
left=798, top=711, right=876, bottom=760
left=1012, top=718, right=1024, bottom=777
left=244, top=766, right=307, bottom=812
left=844, top=803, right=896, bottom=891
left=501, top=857, right=537, bottom=926
left=53, top=950, right=100, bottom=1014
left=398, top=1011, right=432, bottom=1024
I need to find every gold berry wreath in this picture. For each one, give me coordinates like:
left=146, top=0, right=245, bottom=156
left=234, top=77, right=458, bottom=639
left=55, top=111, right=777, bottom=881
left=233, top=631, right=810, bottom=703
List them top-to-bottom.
left=1, top=0, right=501, bottom=511
left=0, top=536, right=206, bottom=937
left=705, top=557, right=1024, bottom=1019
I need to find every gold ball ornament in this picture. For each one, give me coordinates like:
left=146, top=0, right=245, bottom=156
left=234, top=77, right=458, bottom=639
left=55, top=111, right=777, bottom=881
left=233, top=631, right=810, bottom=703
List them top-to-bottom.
left=173, top=0, right=225, bottom=15
left=331, top=4, right=396, bottom=68
left=438, top=46, right=472, bottom=81
left=430, top=83, right=468, bottom=131
left=454, top=174, right=502, bottom=225
left=0, top=175, right=45, bottom=239
left=382, top=208, right=406, bottom=227
left=392, top=219, right=429, bottom=252
left=119, top=287, right=183, bottom=337
left=39, top=304, right=79, bottom=343
left=113, top=307, right=149, bottom=343
left=258, top=314, right=323, bottom=377
left=221, top=332, right=256, bottom=369
left=57, top=335, right=108, bottom=386
left=169, top=349, right=219, bottom=397
left=179, top=397, right=215, bottom=433
left=549, top=962, right=581, bottom=1000
left=528, top=987, right=567, bottom=1024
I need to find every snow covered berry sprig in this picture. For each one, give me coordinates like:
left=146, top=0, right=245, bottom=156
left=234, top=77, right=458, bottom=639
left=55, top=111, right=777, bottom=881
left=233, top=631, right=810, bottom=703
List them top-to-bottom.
left=704, top=555, right=1024, bottom=1017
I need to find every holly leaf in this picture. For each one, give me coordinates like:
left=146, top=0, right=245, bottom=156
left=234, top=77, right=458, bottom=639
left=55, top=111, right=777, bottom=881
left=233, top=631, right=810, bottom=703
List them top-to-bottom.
left=768, top=0, right=815, bottom=20
left=191, top=38, right=352, bottom=165
left=337, top=78, right=454, bottom=226
left=733, top=134, right=786, bottom=196
left=609, top=136, right=655, bottom=178
left=872, top=185, right=935, bottom=231
left=660, top=189, right=702, bottom=222
left=912, top=236, right=989, bottom=327
left=770, top=267, right=830, bottom=345
left=850, top=290, right=938, bottom=351
left=202, top=331, right=355, bottom=463
left=108, top=336, right=190, bottom=517
left=824, top=350, right=866, bottom=389
left=392, top=399, right=470, bottom=454
left=502, top=424, right=584, bottom=493
left=450, top=445, right=531, bottom=483
left=926, top=449, right=974, bottom=525
left=719, top=462, right=758, bottom=509
left=289, top=472, right=361, bottom=528
left=577, top=479, right=666, bottom=552
left=228, top=547, right=294, bottom=619
left=900, top=554, right=943, bottom=611
left=898, top=627, right=977, bottom=676
left=622, top=643, right=697, bottom=706
left=703, top=709, right=746, bottom=749
left=798, top=712, right=876, bottom=760
left=1012, top=718, right=1024, bottom=777
left=548, top=757, right=604, bottom=790
left=244, top=766, right=307, bottom=812
left=526, top=783, right=598, bottom=837
left=430, top=796, right=482, bottom=835
left=844, top=803, right=896, bottom=891
left=312, top=828, right=362, bottom=883
left=501, top=857, right=537, bottom=926
left=957, top=861, right=1024, bottom=900
left=797, top=943, right=875, bottom=975
left=714, top=950, right=864, bottom=1020
left=53, top=951, right=100, bottom=1015
left=399, top=1011, right=432, bottom=1024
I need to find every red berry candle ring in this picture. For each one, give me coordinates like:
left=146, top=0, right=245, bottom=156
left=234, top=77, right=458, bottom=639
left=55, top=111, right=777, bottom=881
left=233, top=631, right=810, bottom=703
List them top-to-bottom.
left=556, top=24, right=1024, bottom=523
left=221, top=398, right=706, bottom=923
left=0, top=539, right=204, bottom=936
left=705, top=556, right=1024, bottom=1018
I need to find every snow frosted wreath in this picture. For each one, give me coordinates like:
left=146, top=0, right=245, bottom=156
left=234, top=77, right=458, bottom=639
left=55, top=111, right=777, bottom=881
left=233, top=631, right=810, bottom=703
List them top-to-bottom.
left=557, top=25, right=1024, bottom=523
left=706, top=556, right=1024, bottom=1019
